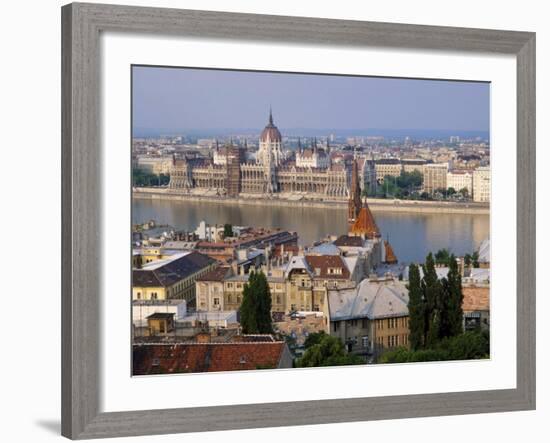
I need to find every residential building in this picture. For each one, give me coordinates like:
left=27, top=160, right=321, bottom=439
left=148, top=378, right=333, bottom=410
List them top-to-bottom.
left=135, top=155, right=173, bottom=174
left=374, top=158, right=402, bottom=182
left=401, top=158, right=427, bottom=174
left=423, top=163, right=449, bottom=193
left=473, top=166, right=491, bottom=202
left=447, top=169, right=473, bottom=195
left=132, top=251, right=217, bottom=303
left=196, top=266, right=232, bottom=311
left=328, top=277, right=410, bottom=356
left=462, top=285, right=490, bottom=331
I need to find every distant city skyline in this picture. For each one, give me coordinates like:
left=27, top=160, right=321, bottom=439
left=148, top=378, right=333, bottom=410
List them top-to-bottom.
left=132, top=66, right=490, bottom=136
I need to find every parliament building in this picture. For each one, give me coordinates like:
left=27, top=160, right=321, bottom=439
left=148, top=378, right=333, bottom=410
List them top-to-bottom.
left=169, top=110, right=374, bottom=199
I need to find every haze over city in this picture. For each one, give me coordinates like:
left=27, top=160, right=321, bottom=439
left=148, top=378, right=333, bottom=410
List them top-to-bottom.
left=132, top=66, right=490, bottom=137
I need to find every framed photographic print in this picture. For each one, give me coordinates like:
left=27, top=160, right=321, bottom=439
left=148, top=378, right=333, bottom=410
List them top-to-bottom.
left=61, top=2, right=536, bottom=439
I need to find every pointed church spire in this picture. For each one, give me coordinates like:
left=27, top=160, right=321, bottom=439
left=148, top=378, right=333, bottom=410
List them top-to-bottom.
left=268, top=106, right=273, bottom=125
left=297, top=137, right=302, bottom=153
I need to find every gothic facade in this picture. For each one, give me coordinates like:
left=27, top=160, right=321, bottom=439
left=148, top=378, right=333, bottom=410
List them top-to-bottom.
left=169, top=111, right=350, bottom=198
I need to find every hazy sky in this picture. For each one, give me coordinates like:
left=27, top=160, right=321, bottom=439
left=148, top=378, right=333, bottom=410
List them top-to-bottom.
left=132, top=66, right=490, bottom=133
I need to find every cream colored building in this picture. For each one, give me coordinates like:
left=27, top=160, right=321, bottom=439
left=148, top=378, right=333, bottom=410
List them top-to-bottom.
left=136, top=155, right=173, bottom=174
left=375, top=159, right=402, bottom=182
left=401, top=159, right=427, bottom=174
left=423, top=163, right=449, bottom=193
left=473, top=166, right=491, bottom=202
left=447, top=170, right=473, bottom=195
left=132, top=251, right=217, bottom=303
left=328, top=277, right=410, bottom=356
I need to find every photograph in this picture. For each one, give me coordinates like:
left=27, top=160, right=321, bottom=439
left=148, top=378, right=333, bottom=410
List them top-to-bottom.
left=131, top=66, right=491, bottom=375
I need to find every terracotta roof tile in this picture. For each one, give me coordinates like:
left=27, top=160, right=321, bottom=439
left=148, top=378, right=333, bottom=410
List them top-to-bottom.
left=305, top=255, right=350, bottom=279
left=132, top=342, right=286, bottom=375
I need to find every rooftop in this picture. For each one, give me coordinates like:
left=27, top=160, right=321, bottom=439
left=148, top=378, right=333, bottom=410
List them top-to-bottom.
left=133, top=251, right=216, bottom=288
left=328, top=278, right=409, bottom=321
left=132, top=340, right=288, bottom=374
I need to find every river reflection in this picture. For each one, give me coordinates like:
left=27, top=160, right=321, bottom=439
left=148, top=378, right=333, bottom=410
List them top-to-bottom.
left=132, top=199, right=489, bottom=264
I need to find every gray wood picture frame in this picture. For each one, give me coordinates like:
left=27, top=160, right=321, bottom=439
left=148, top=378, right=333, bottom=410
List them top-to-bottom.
left=61, top=2, right=536, bottom=440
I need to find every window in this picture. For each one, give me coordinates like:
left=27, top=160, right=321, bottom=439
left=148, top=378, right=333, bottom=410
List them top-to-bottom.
left=136, top=292, right=141, bottom=300
left=213, top=297, right=220, bottom=306
left=333, top=322, right=340, bottom=332
left=362, top=336, right=369, bottom=348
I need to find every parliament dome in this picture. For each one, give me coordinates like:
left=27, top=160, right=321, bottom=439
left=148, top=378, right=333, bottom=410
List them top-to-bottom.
left=260, top=109, right=282, bottom=143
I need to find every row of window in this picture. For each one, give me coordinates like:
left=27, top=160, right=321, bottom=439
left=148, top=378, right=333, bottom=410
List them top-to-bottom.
left=375, top=317, right=408, bottom=330
left=377, top=334, right=409, bottom=348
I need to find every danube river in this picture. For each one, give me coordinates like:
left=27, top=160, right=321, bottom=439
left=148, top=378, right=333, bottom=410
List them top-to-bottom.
left=133, top=199, right=490, bottom=264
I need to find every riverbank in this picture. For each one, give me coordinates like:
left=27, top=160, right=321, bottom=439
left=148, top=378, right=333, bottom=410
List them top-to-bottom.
left=133, top=188, right=490, bottom=215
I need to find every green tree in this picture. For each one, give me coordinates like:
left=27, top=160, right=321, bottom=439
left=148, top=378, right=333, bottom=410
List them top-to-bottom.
left=132, top=168, right=170, bottom=187
left=459, top=187, right=470, bottom=199
left=223, top=223, right=233, bottom=238
left=435, top=248, right=451, bottom=266
left=472, top=251, right=480, bottom=268
left=422, top=253, right=442, bottom=347
left=464, top=253, right=472, bottom=267
left=439, top=255, right=463, bottom=339
left=446, top=255, right=464, bottom=337
left=407, top=264, right=425, bottom=350
left=239, top=271, right=272, bottom=334
left=255, top=272, right=273, bottom=334
left=239, top=274, right=257, bottom=334
left=304, top=331, right=327, bottom=349
left=379, top=331, right=489, bottom=363
left=297, top=335, right=364, bottom=367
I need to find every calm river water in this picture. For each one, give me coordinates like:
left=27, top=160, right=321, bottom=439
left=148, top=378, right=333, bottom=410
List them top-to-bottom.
left=133, top=199, right=489, bottom=265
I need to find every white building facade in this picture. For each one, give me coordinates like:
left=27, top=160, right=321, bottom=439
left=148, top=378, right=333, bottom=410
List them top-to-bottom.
left=473, top=166, right=491, bottom=202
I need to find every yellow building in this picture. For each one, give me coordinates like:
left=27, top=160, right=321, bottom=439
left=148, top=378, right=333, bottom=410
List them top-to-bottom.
left=132, top=251, right=217, bottom=304
left=328, top=277, right=410, bottom=356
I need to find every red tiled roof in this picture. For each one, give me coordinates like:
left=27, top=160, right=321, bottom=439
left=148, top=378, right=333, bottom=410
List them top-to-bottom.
left=350, top=206, right=380, bottom=239
left=333, top=235, right=364, bottom=247
left=384, top=240, right=398, bottom=264
left=305, top=255, right=350, bottom=279
left=196, top=266, right=231, bottom=282
left=132, top=342, right=286, bottom=375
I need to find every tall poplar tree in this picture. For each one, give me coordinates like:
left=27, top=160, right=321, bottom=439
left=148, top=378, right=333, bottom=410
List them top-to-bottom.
left=422, top=253, right=442, bottom=347
left=444, top=255, right=464, bottom=337
left=407, top=263, right=425, bottom=350
left=239, top=271, right=273, bottom=334
left=254, top=271, right=273, bottom=334
left=240, top=273, right=258, bottom=334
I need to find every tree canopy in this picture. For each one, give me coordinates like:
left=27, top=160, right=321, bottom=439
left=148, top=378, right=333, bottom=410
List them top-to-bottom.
left=132, top=168, right=170, bottom=187
left=406, top=251, right=465, bottom=351
left=240, top=271, right=273, bottom=334
left=379, top=331, right=489, bottom=363
left=297, top=334, right=364, bottom=367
